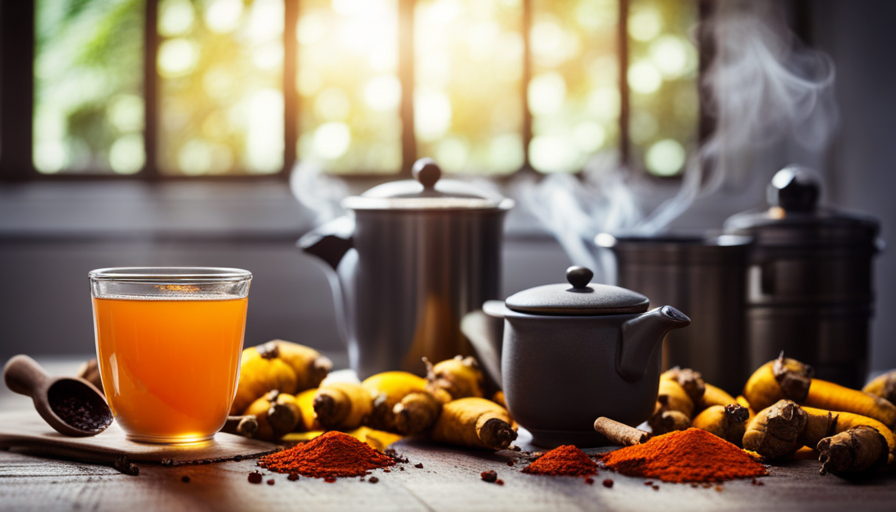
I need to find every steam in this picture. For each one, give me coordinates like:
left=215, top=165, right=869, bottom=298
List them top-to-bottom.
left=520, top=0, right=838, bottom=273
left=289, top=161, right=349, bottom=225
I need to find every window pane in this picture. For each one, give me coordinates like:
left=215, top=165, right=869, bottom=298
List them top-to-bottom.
left=34, top=0, right=146, bottom=175
left=158, top=0, right=283, bottom=176
left=297, top=0, right=402, bottom=175
left=415, top=0, right=524, bottom=175
left=529, top=0, right=619, bottom=173
left=627, top=0, right=699, bottom=177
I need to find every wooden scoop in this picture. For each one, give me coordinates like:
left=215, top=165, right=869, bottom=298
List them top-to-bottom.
left=3, top=355, right=112, bottom=437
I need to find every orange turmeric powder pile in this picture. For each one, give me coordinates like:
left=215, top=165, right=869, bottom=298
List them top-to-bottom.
left=600, top=428, right=767, bottom=483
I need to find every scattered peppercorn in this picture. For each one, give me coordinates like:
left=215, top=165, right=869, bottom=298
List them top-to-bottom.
left=507, top=461, right=514, bottom=467
left=415, top=463, right=424, bottom=469
left=399, top=467, right=405, bottom=471
left=383, top=469, right=391, bottom=473
left=481, top=470, right=498, bottom=483
left=248, top=471, right=263, bottom=484
left=288, top=473, right=299, bottom=481
left=181, top=476, right=190, bottom=483
left=324, top=476, right=337, bottom=483
left=369, top=477, right=379, bottom=484
left=585, top=477, right=594, bottom=485
left=267, top=479, right=275, bottom=486
left=496, top=479, right=504, bottom=486
left=602, top=479, right=614, bottom=488
left=644, top=481, right=653, bottom=486
left=652, top=485, right=659, bottom=491
left=715, top=485, right=723, bottom=492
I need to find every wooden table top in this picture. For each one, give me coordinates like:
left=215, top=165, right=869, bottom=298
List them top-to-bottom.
left=2, top=358, right=895, bottom=512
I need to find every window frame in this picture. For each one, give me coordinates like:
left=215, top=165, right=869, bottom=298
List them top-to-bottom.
left=0, top=0, right=714, bottom=183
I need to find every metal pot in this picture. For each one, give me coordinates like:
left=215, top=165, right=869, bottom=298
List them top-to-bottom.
left=299, top=158, right=514, bottom=379
left=724, top=166, right=883, bottom=388
left=595, top=233, right=753, bottom=394
left=491, top=266, right=690, bottom=448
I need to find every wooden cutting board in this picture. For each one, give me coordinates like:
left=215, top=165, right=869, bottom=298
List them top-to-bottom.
left=0, top=410, right=279, bottom=474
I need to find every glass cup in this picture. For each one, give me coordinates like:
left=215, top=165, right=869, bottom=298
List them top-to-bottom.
left=89, top=268, right=252, bottom=443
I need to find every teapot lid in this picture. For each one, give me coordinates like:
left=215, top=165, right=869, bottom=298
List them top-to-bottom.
left=342, top=158, right=514, bottom=211
left=505, top=266, right=650, bottom=316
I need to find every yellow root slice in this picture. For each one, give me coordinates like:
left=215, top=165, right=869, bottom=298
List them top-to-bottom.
left=742, top=353, right=813, bottom=413
left=425, top=356, right=484, bottom=400
left=362, top=371, right=427, bottom=432
left=863, top=371, right=896, bottom=405
left=803, top=380, right=896, bottom=430
left=313, top=382, right=373, bottom=430
left=393, top=390, right=444, bottom=435
left=432, top=397, right=517, bottom=450
left=692, top=404, right=750, bottom=447
left=818, top=426, right=890, bottom=476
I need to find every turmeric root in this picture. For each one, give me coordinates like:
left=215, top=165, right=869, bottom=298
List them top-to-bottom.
left=231, top=340, right=331, bottom=415
left=743, top=353, right=814, bottom=413
left=744, top=354, right=896, bottom=429
left=425, top=356, right=484, bottom=400
left=662, top=367, right=705, bottom=405
left=863, top=370, right=896, bottom=405
left=361, top=371, right=428, bottom=432
left=655, top=379, right=695, bottom=418
left=804, top=380, right=896, bottom=430
left=313, top=382, right=373, bottom=430
left=700, top=384, right=737, bottom=410
left=294, top=388, right=319, bottom=431
left=244, top=390, right=301, bottom=441
left=393, top=390, right=444, bottom=435
left=491, top=390, right=507, bottom=409
left=432, top=397, right=517, bottom=450
left=743, top=400, right=808, bottom=461
left=692, top=404, right=749, bottom=447
left=800, top=406, right=895, bottom=465
left=648, top=409, right=691, bottom=435
left=221, top=415, right=259, bottom=438
left=818, top=426, right=890, bottom=477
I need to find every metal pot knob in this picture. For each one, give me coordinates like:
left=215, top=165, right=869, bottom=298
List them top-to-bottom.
left=412, top=157, right=442, bottom=190
left=767, top=165, right=821, bottom=213
left=566, top=266, right=594, bottom=290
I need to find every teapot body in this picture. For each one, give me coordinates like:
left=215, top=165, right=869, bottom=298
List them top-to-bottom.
left=501, top=310, right=662, bottom=448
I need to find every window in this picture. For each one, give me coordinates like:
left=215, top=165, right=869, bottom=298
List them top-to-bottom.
left=1, top=0, right=700, bottom=180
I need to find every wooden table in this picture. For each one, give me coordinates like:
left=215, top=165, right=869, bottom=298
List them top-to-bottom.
left=2, top=358, right=895, bottom=512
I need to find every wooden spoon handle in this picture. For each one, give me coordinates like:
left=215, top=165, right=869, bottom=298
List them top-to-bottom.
left=4, top=355, right=51, bottom=397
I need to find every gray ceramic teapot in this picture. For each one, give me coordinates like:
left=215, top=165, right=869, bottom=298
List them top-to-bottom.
left=493, top=266, right=690, bottom=448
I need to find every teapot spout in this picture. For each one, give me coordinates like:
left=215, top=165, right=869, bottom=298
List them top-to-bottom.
left=617, top=306, right=690, bottom=382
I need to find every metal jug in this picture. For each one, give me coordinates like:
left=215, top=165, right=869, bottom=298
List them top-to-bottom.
left=299, top=158, right=514, bottom=379
left=725, top=166, right=883, bottom=388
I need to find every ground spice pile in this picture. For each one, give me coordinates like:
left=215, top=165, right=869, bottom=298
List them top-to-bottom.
left=600, top=428, right=767, bottom=483
left=258, top=431, right=395, bottom=478
left=522, top=445, right=598, bottom=477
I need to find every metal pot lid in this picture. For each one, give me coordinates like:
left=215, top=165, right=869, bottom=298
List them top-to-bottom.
left=342, top=158, right=514, bottom=211
left=724, top=165, right=880, bottom=246
left=505, top=266, right=650, bottom=316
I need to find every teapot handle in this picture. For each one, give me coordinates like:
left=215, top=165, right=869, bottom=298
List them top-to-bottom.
left=298, top=216, right=355, bottom=271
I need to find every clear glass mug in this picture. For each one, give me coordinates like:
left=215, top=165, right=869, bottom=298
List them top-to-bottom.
left=89, top=268, right=251, bottom=443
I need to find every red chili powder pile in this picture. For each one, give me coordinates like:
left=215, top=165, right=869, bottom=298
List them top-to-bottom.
left=599, top=428, right=767, bottom=483
left=258, top=431, right=395, bottom=478
left=522, top=445, right=598, bottom=477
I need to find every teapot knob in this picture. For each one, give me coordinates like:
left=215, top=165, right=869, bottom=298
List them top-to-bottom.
left=412, top=158, right=441, bottom=190
left=768, top=165, right=821, bottom=213
left=566, top=266, right=593, bottom=290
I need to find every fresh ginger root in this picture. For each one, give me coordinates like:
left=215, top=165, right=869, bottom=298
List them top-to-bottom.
left=231, top=340, right=332, bottom=415
left=743, top=353, right=814, bottom=413
left=744, top=353, right=896, bottom=429
left=425, top=356, right=484, bottom=400
left=654, top=367, right=704, bottom=418
left=863, top=370, right=896, bottom=405
left=361, top=371, right=428, bottom=432
left=313, top=381, right=373, bottom=430
left=700, top=384, right=737, bottom=410
left=244, top=390, right=302, bottom=441
left=394, top=390, right=444, bottom=435
left=432, top=397, right=517, bottom=450
left=744, top=399, right=896, bottom=471
left=692, top=404, right=750, bottom=447
left=648, top=409, right=691, bottom=435
left=818, top=426, right=890, bottom=477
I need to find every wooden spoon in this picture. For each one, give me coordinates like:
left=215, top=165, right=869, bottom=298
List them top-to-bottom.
left=3, top=355, right=112, bottom=437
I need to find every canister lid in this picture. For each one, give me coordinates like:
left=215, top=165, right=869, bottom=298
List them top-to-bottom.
left=342, top=158, right=514, bottom=211
left=724, top=165, right=880, bottom=247
left=505, top=266, right=650, bottom=316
